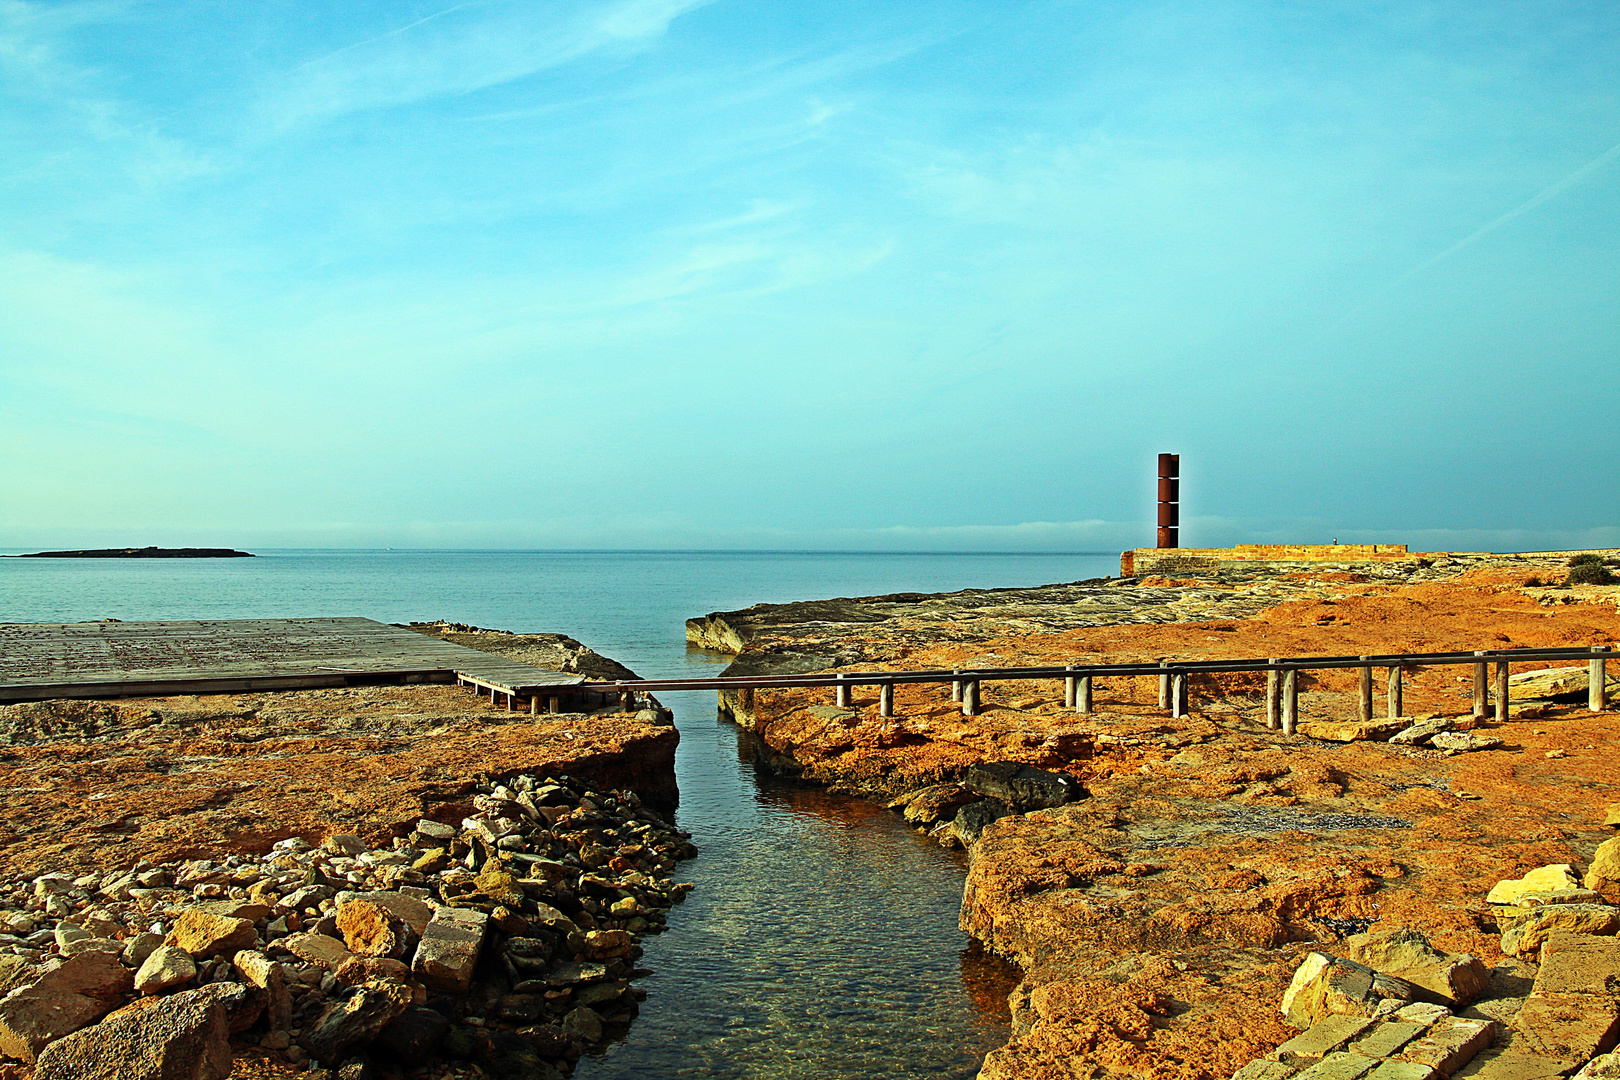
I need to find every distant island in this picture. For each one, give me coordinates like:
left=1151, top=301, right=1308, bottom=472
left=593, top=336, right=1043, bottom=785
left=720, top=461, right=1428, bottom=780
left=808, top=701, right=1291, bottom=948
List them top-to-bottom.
left=12, top=546, right=255, bottom=558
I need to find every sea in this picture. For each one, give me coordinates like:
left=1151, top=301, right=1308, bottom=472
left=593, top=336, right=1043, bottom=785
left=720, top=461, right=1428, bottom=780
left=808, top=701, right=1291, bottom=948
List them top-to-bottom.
left=0, top=549, right=1121, bottom=1079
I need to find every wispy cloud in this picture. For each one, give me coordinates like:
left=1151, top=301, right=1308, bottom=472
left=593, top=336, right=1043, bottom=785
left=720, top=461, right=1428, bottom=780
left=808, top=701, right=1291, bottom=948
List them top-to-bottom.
left=260, top=0, right=712, bottom=130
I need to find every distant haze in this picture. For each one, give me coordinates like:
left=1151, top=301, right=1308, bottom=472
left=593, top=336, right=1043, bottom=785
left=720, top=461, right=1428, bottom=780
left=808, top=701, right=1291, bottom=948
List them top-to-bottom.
left=2, top=1, right=1616, bottom=553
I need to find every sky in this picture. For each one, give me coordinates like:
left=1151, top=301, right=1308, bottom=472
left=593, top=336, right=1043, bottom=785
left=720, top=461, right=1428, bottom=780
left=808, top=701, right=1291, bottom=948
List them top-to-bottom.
left=1, top=0, right=1616, bottom=552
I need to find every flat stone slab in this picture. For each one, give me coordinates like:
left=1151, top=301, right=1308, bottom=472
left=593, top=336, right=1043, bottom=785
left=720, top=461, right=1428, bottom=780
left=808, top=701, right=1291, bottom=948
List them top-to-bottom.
left=412, top=906, right=488, bottom=996
left=1278, top=1016, right=1379, bottom=1063
left=1398, top=1017, right=1495, bottom=1077
left=1351, top=1021, right=1428, bottom=1058
left=1453, top=1050, right=1578, bottom=1079
left=1296, top=1053, right=1380, bottom=1080
left=1368, top=1063, right=1440, bottom=1080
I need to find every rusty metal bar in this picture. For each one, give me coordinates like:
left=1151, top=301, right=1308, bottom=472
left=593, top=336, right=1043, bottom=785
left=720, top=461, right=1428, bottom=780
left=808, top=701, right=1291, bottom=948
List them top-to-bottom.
left=1157, top=453, right=1180, bottom=549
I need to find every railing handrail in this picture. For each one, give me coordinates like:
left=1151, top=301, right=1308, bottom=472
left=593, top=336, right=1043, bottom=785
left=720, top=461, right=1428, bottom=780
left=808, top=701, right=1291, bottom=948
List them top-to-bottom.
left=581, top=644, right=1609, bottom=692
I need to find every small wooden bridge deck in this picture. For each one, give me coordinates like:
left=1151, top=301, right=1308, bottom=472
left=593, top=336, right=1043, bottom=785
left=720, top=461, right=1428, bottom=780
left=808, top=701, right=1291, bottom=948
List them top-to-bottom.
left=0, top=617, right=584, bottom=705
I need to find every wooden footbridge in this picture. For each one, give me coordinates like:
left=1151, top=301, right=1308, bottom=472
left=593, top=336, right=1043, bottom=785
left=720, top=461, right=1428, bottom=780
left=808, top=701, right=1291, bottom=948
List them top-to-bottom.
left=0, top=618, right=586, bottom=707
left=1, top=620, right=1609, bottom=733
left=581, top=645, right=1613, bottom=734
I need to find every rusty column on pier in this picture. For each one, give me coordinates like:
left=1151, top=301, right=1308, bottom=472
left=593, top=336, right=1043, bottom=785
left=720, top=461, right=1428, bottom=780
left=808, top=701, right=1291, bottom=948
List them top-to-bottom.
left=1157, top=453, right=1180, bottom=549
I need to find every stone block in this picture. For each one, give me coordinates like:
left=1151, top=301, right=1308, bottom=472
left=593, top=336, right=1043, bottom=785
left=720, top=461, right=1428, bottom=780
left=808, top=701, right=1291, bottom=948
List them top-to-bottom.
left=1588, top=837, right=1620, bottom=894
left=1487, top=866, right=1581, bottom=906
left=1501, top=905, right=1620, bottom=960
left=411, top=906, right=488, bottom=996
left=1344, top=927, right=1492, bottom=1005
left=1531, top=930, right=1620, bottom=996
left=133, top=944, right=196, bottom=994
left=0, top=950, right=134, bottom=1062
left=1284, top=953, right=1423, bottom=1028
left=32, top=987, right=230, bottom=1080
left=1512, top=992, right=1620, bottom=1062
left=1395, top=1003, right=1454, bottom=1027
left=1276, top=1015, right=1378, bottom=1063
left=1397, top=1017, right=1495, bottom=1076
left=1351, top=1021, right=1427, bottom=1058
left=1453, top=1050, right=1578, bottom=1079
left=1295, top=1053, right=1380, bottom=1080
left=1234, top=1062, right=1303, bottom=1080
left=1367, top=1063, right=1440, bottom=1080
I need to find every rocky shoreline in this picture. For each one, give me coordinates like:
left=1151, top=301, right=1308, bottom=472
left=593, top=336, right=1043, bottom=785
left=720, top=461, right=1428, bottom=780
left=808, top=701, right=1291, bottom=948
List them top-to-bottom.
left=689, top=553, right=1620, bottom=1078
left=0, top=627, right=688, bottom=1078
left=0, top=771, right=696, bottom=1079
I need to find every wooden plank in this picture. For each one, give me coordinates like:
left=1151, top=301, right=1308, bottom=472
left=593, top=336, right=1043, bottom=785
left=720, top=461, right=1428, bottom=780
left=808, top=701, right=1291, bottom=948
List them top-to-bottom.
left=0, top=617, right=582, bottom=702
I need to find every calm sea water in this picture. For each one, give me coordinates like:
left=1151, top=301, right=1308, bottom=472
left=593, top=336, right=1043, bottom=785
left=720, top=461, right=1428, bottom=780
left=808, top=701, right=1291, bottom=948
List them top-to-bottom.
left=0, top=549, right=1118, bottom=1079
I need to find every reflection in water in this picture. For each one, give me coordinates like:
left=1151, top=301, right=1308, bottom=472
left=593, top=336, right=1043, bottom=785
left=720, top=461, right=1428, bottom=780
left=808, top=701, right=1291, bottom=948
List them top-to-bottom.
left=576, top=689, right=1019, bottom=1080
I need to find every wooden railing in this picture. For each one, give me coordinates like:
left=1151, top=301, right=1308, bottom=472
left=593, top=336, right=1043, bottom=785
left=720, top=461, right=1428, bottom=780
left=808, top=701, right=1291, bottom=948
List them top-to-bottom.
left=583, top=645, right=1612, bottom=733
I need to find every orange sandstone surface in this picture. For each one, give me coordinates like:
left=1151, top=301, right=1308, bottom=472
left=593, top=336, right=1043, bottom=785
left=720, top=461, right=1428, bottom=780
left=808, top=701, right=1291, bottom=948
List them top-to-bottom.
left=728, top=569, right=1620, bottom=1079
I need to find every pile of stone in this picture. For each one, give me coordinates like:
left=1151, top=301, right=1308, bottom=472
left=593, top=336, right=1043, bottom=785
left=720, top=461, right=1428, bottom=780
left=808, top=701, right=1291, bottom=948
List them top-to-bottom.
left=1296, top=714, right=1503, bottom=754
left=886, top=760, right=1085, bottom=848
left=0, top=773, right=697, bottom=1080
left=1234, top=822, right=1620, bottom=1079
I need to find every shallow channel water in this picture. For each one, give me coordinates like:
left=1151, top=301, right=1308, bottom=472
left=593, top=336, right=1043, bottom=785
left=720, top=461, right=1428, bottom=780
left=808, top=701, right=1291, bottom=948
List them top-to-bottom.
left=1, top=549, right=1119, bottom=1078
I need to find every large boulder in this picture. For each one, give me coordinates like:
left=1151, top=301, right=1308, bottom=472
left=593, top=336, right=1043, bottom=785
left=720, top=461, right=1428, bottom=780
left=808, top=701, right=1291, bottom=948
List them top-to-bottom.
left=962, top=762, right=1084, bottom=811
left=1587, top=837, right=1620, bottom=894
left=1486, top=864, right=1582, bottom=905
left=1501, top=904, right=1620, bottom=960
left=1341, top=926, right=1491, bottom=1004
left=0, top=950, right=134, bottom=1062
left=1280, top=952, right=1424, bottom=1029
left=301, top=983, right=411, bottom=1065
left=33, top=986, right=230, bottom=1080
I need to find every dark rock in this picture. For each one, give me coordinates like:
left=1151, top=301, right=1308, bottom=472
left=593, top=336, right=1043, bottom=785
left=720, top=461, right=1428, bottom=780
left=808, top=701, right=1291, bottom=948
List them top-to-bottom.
left=962, top=761, right=1084, bottom=810
left=952, top=799, right=1015, bottom=845
left=193, top=981, right=264, bottom=1033
left=573, top=981, right=625, bottom=1009
left=301, top=985, right=410, bottom=1064
left=33, top=987, right=231, bottom=1080
left=495, top=993, right=546, bottom=1023
left=375, top=1005, right=450, bottom=1059
left=561, top=1005, right=603, bottom=1043
left=517, top=1023, right=573, bottom=1059
left=441, top=1026, right=480, bottom=1059
left=478, top=1029, right=564, bottom=1080
left=337, top=1055, right=377, bottom=1080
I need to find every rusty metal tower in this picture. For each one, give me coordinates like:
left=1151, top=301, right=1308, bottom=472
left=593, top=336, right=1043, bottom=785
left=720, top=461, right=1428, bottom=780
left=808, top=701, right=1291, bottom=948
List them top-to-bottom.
left=1157, top=453, right=1179, bottom=549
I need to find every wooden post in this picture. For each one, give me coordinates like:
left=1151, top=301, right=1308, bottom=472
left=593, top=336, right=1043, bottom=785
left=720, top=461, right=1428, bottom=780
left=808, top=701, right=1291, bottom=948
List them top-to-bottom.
left=1592, top=647, right=1608, bottom=712
left=1472, top=652, right=1488, bottom=717
left=1358, top=658, right=1373, bottom=723
left=1495, top=660, right=1509, bottom=721
left=1266, top=661, right=1281, bottom=730
left=1158, top=662, right=1171, bottom=709
left=1387, top=666, right=1402, bottom=719
left=1063, top=668, right=1077, bottom=709
left=1281, top=668, right=1298, bottom=736
left=950, top=670, right=963, bottom=703
left=1171, top=672, right=1188, bottom=718
left=835, top=674, right=852, bottom=709
left=1076, top=675, right=1093, bottom=714
left=962, top=680, right=980, bottom=717
left=880, top=682, right=895, bottom=718
left=622, top=690, right=635, bottom=712
left=529, top=695, right=537, bottom=715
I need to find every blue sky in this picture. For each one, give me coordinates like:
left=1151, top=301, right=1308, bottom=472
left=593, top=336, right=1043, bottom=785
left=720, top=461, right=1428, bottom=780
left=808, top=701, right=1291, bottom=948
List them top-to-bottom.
left=2, top=0, right=1616, bottom=552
